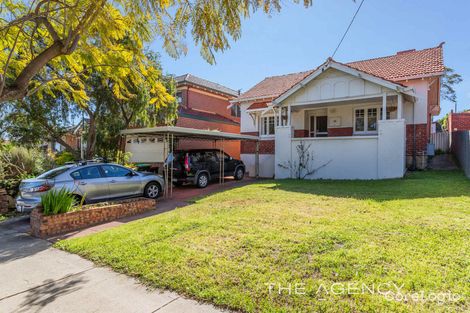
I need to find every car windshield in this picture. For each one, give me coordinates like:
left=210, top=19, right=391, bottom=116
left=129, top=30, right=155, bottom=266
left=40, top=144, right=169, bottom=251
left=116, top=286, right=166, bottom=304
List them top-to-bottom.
left=37, top=166, right=73, bottom=179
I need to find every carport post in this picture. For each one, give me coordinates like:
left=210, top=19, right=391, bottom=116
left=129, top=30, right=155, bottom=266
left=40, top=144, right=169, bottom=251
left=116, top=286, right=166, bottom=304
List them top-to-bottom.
left=162, top=133, right=168, bottom=198
left=170, top=133, right=174, bottom=198
left=255, top=140, right=260, bottom=178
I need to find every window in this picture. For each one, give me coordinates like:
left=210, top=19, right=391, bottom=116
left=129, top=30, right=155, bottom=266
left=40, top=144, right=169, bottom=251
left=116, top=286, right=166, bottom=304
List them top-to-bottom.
left=176, top=91, right=183, bottom=105
left=231, top=104, right=241, bottom=117
left=354, top=107, right=380, bottom=133
left=367, top=108, right=378, bottom=131
left=355, top=109, right=365, bottom=132
left=261, top=116, right=276, bottom=136
left=204, top=151, right=218, bottom=162
left=101, top=165, right=131, bottom=177
left=38, top=166, right=73, bottom=179
left=74, top=166, right=102, bottom=180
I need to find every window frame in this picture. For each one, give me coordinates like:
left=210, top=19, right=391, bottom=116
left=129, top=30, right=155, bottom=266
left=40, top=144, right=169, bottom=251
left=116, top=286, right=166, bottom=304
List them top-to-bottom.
left=353, top=105, right=385, bottom=135
left=260, top=115, right=276, bottom=137
left=101, top=164, right=133, bottom=178
left=71, top=166, right=103, bottom=180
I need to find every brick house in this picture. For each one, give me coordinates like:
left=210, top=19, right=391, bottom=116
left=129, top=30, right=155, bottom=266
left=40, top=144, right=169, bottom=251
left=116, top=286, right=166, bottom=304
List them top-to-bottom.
left=232, top=44, right=445, bottom=179
left=125, top=74, right=241, bottom=163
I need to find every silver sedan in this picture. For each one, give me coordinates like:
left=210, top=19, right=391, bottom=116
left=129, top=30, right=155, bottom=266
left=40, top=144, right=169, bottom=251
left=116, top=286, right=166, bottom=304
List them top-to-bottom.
left=16, top=163, right=164, bottom=212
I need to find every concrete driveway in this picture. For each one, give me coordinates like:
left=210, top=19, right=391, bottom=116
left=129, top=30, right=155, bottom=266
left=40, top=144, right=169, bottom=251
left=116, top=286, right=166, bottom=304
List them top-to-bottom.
left=0, top=178, right=256, bottom=313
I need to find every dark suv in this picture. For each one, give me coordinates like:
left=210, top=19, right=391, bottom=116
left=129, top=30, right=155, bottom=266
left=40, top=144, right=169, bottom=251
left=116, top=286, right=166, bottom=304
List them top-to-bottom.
left=172, top=149, right=245, bottom=188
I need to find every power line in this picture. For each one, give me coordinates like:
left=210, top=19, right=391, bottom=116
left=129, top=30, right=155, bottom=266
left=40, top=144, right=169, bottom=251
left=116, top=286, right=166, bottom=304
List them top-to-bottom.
left=331, top=0, right=366, bottom=59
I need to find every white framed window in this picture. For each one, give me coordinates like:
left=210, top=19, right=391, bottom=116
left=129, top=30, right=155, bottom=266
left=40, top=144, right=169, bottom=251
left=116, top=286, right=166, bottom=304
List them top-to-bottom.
left=354, top=107, right=379, bottom=134
left=261, top=116, right=276, bottom=136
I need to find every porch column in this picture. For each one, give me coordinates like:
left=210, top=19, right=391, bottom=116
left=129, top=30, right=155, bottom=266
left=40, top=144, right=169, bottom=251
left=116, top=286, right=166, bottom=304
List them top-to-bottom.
left=382, top=93, right=387, bottom=120
left=397, top=94, right=403, bottom=119
left=287, top=103, right=291, bottom=126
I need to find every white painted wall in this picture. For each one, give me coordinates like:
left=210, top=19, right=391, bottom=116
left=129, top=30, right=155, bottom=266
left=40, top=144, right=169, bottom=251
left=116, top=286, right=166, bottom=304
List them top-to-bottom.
left=286, top=68, right=391, bottom=105
left=402, top=79, right=429, bottom=124
left=240, top=103, right=258, bottom=133
left=377, top=119, right=406, bottom=178
left=273, top=120, right=406, bottom=180
left=275, top=126, right=293, bottom=179
left=288, top=137, right=379, bottom=179
left=241, top=154, right=275, bottom=178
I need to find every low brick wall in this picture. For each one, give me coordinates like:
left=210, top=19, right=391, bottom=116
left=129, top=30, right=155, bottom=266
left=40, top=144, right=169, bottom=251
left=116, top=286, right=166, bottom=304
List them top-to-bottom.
left=0, top=189, right=9, bottom=214
left=31, top=197, right=156, bottom=238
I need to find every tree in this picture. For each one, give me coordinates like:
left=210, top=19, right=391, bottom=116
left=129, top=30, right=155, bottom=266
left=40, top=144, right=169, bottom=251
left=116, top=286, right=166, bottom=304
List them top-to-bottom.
left=0, top=0, right=312, bottom=105
left=441, top=67, right=463, bottom=112
left=0, top=93, right=80, bottom=151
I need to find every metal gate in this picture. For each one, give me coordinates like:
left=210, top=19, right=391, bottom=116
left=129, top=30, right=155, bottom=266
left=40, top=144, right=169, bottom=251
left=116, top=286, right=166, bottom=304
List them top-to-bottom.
left=431, top=131, right=450, bottom=152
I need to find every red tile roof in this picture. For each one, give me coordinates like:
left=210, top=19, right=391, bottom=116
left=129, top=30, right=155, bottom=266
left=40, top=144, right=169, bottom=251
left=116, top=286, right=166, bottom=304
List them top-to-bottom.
left=237, top=45, right=444, bottom=103
left=347, top=45, right=444, bottom=81
left=237, top=70, right=314, bottom=102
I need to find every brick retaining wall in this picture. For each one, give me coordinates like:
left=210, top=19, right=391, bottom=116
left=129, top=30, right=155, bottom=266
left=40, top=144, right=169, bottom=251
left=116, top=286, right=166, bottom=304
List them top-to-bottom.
left=31, top=198, right=156, bottom=238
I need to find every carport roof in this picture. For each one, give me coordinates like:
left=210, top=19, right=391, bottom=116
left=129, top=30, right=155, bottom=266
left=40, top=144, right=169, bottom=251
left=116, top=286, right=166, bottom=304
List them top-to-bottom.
left=121, top=126, right=259, bottom=141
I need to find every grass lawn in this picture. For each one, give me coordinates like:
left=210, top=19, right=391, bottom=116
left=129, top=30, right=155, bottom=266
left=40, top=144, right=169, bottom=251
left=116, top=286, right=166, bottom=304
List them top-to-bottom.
left=56, top=171, right=469, bottom=312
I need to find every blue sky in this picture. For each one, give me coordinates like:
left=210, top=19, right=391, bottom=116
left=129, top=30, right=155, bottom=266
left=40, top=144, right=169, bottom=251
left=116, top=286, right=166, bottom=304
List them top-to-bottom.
left=151, top=0, right=470, bottom=119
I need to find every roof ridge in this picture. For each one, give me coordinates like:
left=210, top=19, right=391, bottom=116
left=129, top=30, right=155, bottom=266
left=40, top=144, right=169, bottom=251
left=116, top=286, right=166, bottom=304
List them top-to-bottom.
left=347, top=44, right=443, bottom=64
left=263, top=69, right=315, bottom=80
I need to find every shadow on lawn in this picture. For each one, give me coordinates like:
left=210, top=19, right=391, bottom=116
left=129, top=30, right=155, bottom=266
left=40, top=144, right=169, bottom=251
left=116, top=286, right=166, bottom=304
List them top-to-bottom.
left=265, top=170, right=470, bottom=201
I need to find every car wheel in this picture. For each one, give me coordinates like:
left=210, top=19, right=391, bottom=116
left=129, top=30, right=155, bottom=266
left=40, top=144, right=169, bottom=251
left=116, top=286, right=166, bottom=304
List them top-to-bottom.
left=234, top=167, right=244, bottom=180
left=196, top=173, right=209, bottom=188
left=145, top=182, right=161, bottom=199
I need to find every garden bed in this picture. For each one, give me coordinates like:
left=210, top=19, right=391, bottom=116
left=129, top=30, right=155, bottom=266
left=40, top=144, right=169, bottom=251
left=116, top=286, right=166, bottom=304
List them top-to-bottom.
left=31, top=197, right=156, bottom=238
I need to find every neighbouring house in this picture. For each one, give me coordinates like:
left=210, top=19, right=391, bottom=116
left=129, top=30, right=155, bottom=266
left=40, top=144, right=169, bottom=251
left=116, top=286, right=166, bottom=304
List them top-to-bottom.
left=232, top=44, right=445, bottom=179
left=125, top=74, right=241, bottom=164
left=448, top=110, right=470, bottom=133
left=43, top=120, right=86, bottom=154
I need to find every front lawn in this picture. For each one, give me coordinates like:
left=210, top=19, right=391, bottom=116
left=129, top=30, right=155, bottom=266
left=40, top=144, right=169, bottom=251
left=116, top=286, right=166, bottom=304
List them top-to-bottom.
left=56, top=171, right=469, bottom=312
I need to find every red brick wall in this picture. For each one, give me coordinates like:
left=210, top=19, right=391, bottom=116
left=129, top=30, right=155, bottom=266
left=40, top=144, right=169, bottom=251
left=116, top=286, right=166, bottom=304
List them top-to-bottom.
left=186, top=87, right=237, bottom=120
left=448, top=112, right=470, bottom=132
left=175, top=116, right=240, bottom=158
left=406, top=124, right=428, bottom=157
left=328, top=127, right=353, bottom=137
left=294, top=129, right=309, bottom=138
left=240, top=132, right=274, bottom=154
left=31, top=198, right=156, bottom=238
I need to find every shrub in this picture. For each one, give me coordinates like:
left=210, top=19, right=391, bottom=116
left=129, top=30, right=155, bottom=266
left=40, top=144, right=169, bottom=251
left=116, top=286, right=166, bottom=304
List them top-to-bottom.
left=0, top=144, right=54, bottom=196
left=55, top=151, right=75, bottom=165
left=40, top=189, right=77, bottom=216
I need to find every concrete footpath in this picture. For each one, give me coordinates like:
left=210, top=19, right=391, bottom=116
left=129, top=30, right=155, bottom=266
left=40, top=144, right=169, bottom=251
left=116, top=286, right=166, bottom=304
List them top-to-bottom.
left=0, top=219, right=226, bottom=313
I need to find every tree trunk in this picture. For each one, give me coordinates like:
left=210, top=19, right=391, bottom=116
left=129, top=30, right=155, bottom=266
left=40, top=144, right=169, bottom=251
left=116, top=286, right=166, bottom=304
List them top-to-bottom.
left=0, top=41, right=64, bottom=103
left=85, top=117, right=97, bottom=159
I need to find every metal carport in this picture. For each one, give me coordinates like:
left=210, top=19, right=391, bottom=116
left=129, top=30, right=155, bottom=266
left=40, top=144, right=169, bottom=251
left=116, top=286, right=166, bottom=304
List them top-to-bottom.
left=120, top=126, right=260, bottom=198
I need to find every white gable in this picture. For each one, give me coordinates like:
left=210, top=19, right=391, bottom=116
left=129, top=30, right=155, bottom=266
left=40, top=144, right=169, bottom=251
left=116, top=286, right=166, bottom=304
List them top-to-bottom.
left=283, top=68, right=391, bottom=106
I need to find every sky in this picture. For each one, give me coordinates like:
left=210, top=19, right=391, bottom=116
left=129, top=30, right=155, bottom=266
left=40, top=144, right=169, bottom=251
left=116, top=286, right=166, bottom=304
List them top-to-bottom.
left=150, top=0, right=470, bottom=119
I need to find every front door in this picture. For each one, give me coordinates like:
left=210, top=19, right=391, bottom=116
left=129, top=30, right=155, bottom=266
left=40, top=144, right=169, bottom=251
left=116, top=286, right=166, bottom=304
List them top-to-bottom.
left=310, top=115, right=328, bottom=137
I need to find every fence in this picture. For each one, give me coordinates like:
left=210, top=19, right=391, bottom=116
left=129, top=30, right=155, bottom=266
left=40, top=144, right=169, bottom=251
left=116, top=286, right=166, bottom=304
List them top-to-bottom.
left=431, top=131, right=450, bottom=152
left=452, top=131, right=470, bottom=178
